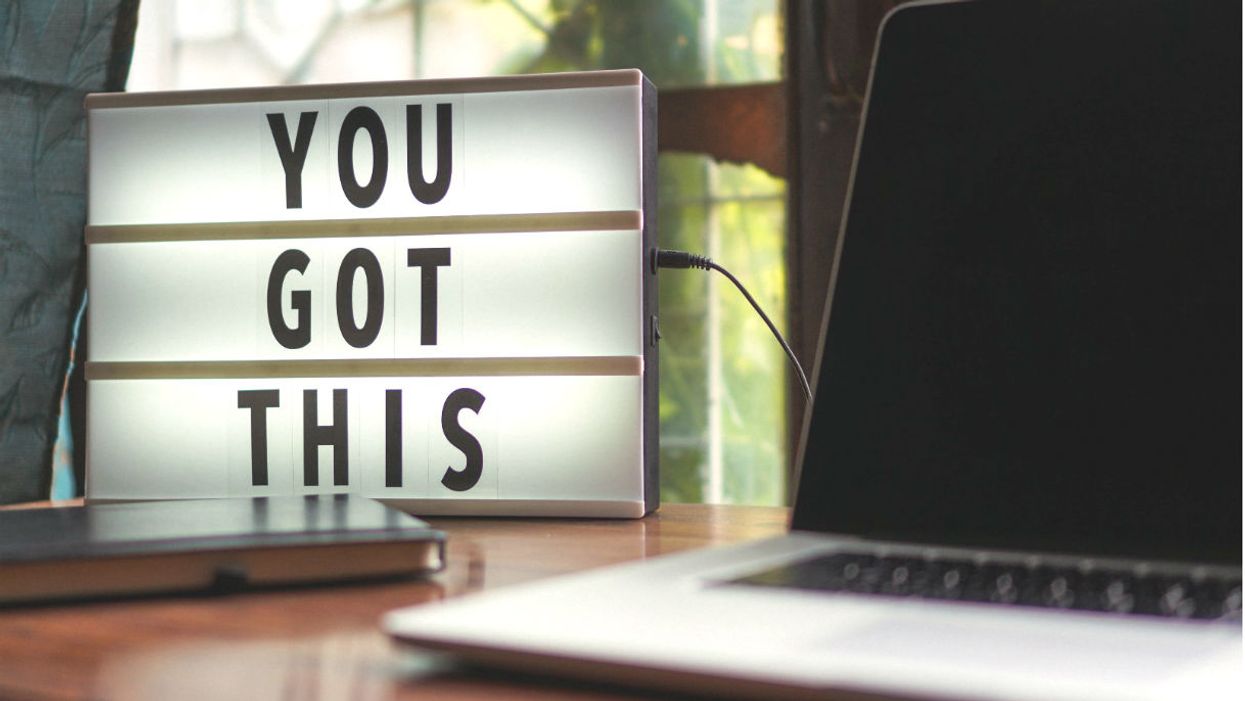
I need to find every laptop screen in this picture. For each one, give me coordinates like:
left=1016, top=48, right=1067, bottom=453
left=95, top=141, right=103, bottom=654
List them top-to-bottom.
left=793, top=0, right=1240, bottom=565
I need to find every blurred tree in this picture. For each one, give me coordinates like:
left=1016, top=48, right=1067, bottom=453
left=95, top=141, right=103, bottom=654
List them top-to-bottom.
left=499, top=0, right=787, bottom=504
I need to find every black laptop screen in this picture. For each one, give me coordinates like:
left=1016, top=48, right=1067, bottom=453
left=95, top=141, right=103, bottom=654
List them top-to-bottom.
left=793, top=0, right=1241, bottom=565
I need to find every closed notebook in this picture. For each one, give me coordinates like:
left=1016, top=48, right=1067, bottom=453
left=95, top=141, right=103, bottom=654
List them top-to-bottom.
left=0, top=494, right=444, bottom=604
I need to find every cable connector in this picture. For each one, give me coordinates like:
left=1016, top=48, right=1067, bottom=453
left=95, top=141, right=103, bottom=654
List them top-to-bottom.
left=655, top=249, right=713, bottom=271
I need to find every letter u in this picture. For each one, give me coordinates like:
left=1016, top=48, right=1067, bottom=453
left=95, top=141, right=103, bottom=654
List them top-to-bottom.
left=407, top=103, right=452, bottom=204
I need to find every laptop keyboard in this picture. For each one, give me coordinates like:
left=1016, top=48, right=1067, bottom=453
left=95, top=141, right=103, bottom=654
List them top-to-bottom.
left=729, top=552, right=1242, bottom=621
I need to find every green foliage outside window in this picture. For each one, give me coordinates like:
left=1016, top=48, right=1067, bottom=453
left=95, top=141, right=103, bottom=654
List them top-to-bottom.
left=504, top=0, right=788, bottom=505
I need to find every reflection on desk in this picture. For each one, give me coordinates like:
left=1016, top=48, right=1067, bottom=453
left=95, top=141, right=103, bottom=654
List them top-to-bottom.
left=0, top=503, right=787, bottom=700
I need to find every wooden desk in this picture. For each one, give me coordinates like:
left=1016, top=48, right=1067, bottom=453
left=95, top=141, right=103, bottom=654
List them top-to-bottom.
left=0, top=504, right=787, bottom=700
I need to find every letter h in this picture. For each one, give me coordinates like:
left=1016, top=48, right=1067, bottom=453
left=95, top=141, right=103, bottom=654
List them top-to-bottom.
left=303, top=389, right=348, bottom=486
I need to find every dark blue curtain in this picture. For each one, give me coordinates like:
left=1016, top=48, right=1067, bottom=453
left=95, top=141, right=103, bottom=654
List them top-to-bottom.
left=0, top=0, right=138, bottom=503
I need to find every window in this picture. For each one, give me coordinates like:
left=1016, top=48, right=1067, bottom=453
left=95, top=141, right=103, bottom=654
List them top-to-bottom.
left=119, top=0, right=788, bottom=505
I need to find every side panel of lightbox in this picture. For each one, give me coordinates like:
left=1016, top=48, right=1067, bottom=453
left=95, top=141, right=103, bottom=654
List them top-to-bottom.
left=87, top=86, right=641, bottom=226
left=89, top=229, right=642, bottom=362
left=87, top=375, right=643, bottom=503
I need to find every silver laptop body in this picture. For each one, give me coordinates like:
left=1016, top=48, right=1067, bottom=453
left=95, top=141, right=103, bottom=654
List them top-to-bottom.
left=386, top=1, right=1243, bottom=698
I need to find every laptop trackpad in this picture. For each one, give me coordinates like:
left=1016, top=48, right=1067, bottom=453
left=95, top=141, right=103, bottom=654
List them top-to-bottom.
left=823, top=610, right=1235, bottom=685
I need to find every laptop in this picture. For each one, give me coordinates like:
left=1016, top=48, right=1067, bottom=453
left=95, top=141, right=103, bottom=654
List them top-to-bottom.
left=385, top=0, right=1242, bottom=698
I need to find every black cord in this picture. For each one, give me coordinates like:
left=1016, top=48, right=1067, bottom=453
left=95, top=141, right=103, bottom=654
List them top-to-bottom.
left=654, top=249, right=813, bottom=403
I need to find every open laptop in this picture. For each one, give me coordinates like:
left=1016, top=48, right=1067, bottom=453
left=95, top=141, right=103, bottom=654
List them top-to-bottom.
left=385, top=0, right=1242, bottom=698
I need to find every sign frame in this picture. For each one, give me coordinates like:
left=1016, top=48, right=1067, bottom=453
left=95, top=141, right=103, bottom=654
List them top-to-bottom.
left=84, top=70, right=659, bottom=517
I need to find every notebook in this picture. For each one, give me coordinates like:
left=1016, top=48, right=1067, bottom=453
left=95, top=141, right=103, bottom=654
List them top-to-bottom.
left=384, top=1, right=1242, bottom=698
left=1, top=494, right=443, bottom=604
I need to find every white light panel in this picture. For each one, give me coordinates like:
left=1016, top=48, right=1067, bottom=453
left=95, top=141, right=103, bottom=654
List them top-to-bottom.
left=85, top=71, right=657, bottom=517
left=88, top=87, right=640, bottom=225
left=87, top=376, right=644, bottom=516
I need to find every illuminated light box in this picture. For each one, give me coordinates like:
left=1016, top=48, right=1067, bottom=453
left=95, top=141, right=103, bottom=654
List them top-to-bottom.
left=85, top=71, right=657, bottom=517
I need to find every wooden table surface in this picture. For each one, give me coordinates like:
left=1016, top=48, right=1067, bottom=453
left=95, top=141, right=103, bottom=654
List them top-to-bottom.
left=0, top=503, right=788, bottom=701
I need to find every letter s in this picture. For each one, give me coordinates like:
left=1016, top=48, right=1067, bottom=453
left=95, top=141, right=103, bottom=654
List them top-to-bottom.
left=440, top=388, right=485, bottom=492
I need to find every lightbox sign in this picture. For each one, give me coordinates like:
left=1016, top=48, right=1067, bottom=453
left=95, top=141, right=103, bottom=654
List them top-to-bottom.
left=85, top=70, right=657, bottom=517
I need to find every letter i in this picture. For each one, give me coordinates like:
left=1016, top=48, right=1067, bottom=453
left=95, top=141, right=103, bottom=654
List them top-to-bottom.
left=386, top=389, right=402, bottom=487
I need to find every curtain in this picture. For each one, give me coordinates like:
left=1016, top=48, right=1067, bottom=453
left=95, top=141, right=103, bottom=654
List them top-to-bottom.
left=0, top=0, right=138, bottom=503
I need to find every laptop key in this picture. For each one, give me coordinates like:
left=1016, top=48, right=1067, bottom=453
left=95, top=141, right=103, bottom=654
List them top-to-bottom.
left=886, top=564, right=912, bottom=594
left=990, top=570, right=1021, bottom=605
left=1046, top=575, right=1076, bottom=609
left=1100, top=578, right=1136, bottom=614
left=1158, top=582, right=1197, bottom=618
left=1221, top=584, right=1242, bottom=620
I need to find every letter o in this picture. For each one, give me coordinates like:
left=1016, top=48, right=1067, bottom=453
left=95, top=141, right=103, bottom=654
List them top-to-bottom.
left=338, top=107, right=388, bottom=208
left=336, top=248, right=384, bottom=348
